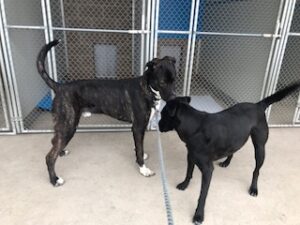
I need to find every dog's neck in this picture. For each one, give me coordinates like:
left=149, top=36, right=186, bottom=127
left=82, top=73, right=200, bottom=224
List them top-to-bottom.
left=139, top=71, right=160, bottom=108
left=174, top=104, right=206, bottom=143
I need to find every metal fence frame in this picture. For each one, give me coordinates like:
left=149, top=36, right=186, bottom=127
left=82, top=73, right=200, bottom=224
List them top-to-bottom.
left=0, top=0, right=300, bottom=134
left=0, top=0, right=18, bottom=134
left=0, top=38, right=13, bottom=133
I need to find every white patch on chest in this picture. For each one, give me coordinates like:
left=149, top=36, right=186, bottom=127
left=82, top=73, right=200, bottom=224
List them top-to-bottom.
left=148, top=86, right=162, bottom=129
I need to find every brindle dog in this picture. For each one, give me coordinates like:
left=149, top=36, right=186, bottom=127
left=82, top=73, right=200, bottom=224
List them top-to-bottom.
left=37, top=40, right=176, bottom=186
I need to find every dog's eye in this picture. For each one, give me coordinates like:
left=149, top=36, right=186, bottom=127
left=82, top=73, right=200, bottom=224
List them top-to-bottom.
left=160, top=81, right=167, bottom=86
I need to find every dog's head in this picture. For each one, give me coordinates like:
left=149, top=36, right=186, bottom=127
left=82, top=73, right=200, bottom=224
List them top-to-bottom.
left=145, top=56, right=177, bottom=101
left=159, top=96, right=191, bottom=132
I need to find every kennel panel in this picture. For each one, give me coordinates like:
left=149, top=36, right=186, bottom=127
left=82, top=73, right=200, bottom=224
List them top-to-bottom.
left=3, top=0, right=44, bottom=26
left=50, top=0, right=144, bottom=30
left=158, top=0, right=192, bottom=31
left=197, top=0, right=281, bottom=34
left=290, top=0, right=300, bottom=32
left=6, top=28, right=52, bottom=131
left=156, top=34, right=189, bottom=95
left=189, top=35, right=273, bottom=112
left=268, top=36, right=300, bottom=125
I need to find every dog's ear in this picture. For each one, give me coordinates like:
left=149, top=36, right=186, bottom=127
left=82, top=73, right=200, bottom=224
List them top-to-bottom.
left=163, top=56, right=176, bottom=64
left=146, top=58, right=160, bottom=70
left=178, top=96, right=191, bottom=104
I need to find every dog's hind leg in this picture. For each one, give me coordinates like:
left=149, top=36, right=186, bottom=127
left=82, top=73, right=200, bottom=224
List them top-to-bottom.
left=46, top=101, right=80, bottom=186
left=249, top=125, right=268, bottom=196
left=58, top=128, right=78, bottom=157
left=46, top=133, right=68, bottom=186
left=177, top=153, right=195, bottom=190
left=219, top=154, right=233, bottom=168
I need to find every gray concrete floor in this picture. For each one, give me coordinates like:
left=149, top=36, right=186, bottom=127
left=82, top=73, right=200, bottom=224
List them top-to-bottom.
left=0, top=128, right=299, bottom=225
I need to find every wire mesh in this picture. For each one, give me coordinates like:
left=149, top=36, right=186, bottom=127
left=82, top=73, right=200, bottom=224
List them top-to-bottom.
left=2, top=0, right=300, bottom=130
left=3, top=0, right=44, bottom=26
left=50, top=0, right=144, bottom=30
left=158, top=0, right=192, bottom=31
left=197, top=0, right=281, bottom=34
left=290, top=0, right=300, bottom=32
left=7, top=28, right=51, bottom=131
left=52, top=30, right=142, bottom=127
left=156, top=34, right=189, bottom=95
left=189, top=35, right=272, bottom=112
left=268, top=36, right=300, bottom=125
left=0, top=75, right=8, bottom=130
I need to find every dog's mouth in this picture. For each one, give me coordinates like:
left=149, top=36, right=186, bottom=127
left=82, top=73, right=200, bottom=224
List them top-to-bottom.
left=149, top=86, right=161, bottom=100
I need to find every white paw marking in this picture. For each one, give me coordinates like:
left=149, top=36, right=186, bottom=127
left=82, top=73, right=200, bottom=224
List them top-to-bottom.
left=82, top=112, right=92, bottom=117
left=63, top=149, right=69, bottom=155
left=143, top=153, right=149, bottom=160
left=139, top=165, right=155, bottom=177
left=55, top=177, right=64, bottom=187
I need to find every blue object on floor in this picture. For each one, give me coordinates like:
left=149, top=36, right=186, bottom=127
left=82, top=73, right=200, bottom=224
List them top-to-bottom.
left=37, top=92, right=52, bottom=111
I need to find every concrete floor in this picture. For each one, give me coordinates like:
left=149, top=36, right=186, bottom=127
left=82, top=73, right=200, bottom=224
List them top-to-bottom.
left=0, top=128, right=299, bottom=225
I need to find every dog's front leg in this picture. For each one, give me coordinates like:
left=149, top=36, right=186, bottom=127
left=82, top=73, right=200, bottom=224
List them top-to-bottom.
left=132, top=124, right=155, bottom=177
left=177, top=153, right=195, bottom=190
left=193, top=161, right=214, bottom=224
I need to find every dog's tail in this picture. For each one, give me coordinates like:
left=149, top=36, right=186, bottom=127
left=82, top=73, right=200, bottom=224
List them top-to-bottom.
left=36, top=39, right=61, bottom=91
left=257, top=81, right=300, bottom=110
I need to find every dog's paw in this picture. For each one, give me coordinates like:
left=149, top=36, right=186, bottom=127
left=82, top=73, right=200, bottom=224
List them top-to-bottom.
left=82, top=112, right=92, bottom=117
left=59, top=149, right=70, bottom=157
left=143, top=153, right=149, bottom=160
left=219, top=161, right=229, bottom=168
left=139, top=165, right=155, bottom=177
left=52, top=177, right=64, bottom=187
left=176, top=181, right=189, bottom=191
left=248, top=187, right=258, bottom=197
left=193, top=214, right=204, bottom=224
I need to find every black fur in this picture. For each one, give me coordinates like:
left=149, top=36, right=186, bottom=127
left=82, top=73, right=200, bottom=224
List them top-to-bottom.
left=37, top=40, right=177, bottom=186
left=159, top=82, right=300, bottom=224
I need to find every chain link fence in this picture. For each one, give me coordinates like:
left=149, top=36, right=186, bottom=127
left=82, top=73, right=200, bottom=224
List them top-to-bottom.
left=0, top=0, right=300, bottom=133
left=269, top=0, right=300, bottom=125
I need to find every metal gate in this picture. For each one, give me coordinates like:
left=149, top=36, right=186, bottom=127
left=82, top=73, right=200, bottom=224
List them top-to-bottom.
left=0, top=0, right=300, bottom=134
left=0, top=0, right=150, bottom=133
left=157, top=0, right=283, bottom=114
left=267, top=0, right=300, bottom=126
left=0, top=35, right=14, bottom=133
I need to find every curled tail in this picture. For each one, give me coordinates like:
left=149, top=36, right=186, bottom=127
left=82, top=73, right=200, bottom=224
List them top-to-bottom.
left=36, top=39, right=61, bottom=91
left=258, top=81, right=300, bottom=110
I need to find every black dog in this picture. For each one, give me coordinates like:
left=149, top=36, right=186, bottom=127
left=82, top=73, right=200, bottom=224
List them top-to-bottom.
left=37, top=40, right=176, bottom=186
left=159, top=82, right=300, bottom=224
